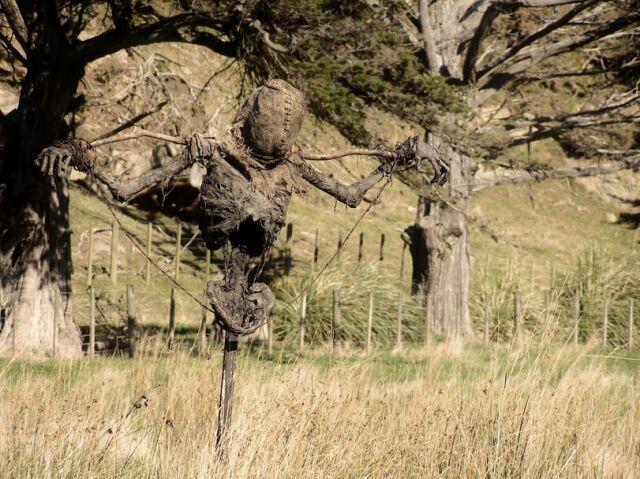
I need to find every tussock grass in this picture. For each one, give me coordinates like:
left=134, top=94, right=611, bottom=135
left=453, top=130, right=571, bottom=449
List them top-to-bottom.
left=1, top=339, right=639, bottom=478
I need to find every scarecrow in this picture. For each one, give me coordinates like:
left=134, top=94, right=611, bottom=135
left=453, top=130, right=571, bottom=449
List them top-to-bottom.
left=38, top=79, right=446, bottom=449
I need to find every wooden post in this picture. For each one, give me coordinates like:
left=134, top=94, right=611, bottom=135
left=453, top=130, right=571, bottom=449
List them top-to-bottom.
left=110, top=220, right=119, bottom=284
left=87, top=222, right=94, bottom=286
left=145, top=222, right=152, bottom=284
left=285, top=222, right=293, bottom=274
left=174, top=223, right=182, bottom=281
left=313, top=228, right=319, bottom=267
left=358, top=232, right=364, bottom=264
left=379, top=233, right=385, bottom=261
left=396, top=244, right=406, bottom=349
left=205, top=249, right=211, bottom=284
left=550, top=265, right=556, bottom=291
left=127, top=284, right=137, bottom=359
left=89, top=286, right=95, bottom=358
left=198, top=286, right=208, bottom=356
left=168, top=288, right=176, bottom=351
left=544, top=289, right=551, bottom=323
left=332, top=290, right=342, bottom=352
left=366, top=291, right=374, bottom=354
left=423, top=291, right=431, bottom=348
left=513, top=291, right=522, bottom=342
left=299, top=292, right=307, bottom=352
left=483, top=292, right=490, bottom=343
left=52, top=293, right=60, bottom=359
left=573, top=293, right=580, bottom=346
left=602, top=296, right=609, bottom=347
left=628, top=298, right=634, bottom=350
left=216, top=333, right=238, bottom=455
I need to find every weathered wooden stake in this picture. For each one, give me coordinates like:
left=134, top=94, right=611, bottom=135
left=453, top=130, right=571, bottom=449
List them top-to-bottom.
left=110, top=220, right=119, bottom=284
left=87, top=222, right=94, bottom=286
left=145, top=222, right=152, bottom=284
left=285, top=222, right=293, bottom=274
left=174, top=223, right=182, bottom=281
left=313, top=228, right=319, bottom=267
left=358, top=232, right=364, bottom=264
left=379, top=233, right=385, bottom=261
left=205, top=249, right=211, bottom=284
left=550, top=265, right=556, bottom=291
left=127, top=284, right=137, bottom=359
left=89, top=286, right=95, bottom=358
left=198, top=286, right=208, bottom=355
left=168, top=288, right=176, bottom=351
left=544, top=289, right=551, bottom=323
left=332, top=290, right=342, bottom=352
left=366, top=291, right=374, bottom=354
left=513, top=291, right=522, bottom=342
left=299, top=292, right=307, bottom=352
left=424, top=292, right=431, bottom=348
left=483, top=292, right=489, bottom=344
left=52, top=293, right=60, bottom=359
left=573, top=293, right=580, bottom=346
left=602, top=296, right=609, bottom=347
left=628, top=298, right=634, bottom=350
left=267, top=315, right=273, bottom=355
left=215, top=333, right=238, bottom=455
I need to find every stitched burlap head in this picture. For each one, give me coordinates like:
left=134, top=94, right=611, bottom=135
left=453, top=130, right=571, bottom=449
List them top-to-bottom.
left=232, top=79, right=305, bottom=160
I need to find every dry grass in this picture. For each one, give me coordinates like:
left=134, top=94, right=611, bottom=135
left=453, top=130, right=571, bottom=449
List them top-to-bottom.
left=1, top=340, right=639, bottom=478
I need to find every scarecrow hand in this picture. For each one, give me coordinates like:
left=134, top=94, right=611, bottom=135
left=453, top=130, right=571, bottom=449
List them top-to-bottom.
left=37, top=139, right=94, bottom=178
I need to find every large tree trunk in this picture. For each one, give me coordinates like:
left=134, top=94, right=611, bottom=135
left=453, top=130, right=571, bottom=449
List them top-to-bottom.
left=0, top=9, right=85, bottom=358
left=404, top=142, right=474, bottom=337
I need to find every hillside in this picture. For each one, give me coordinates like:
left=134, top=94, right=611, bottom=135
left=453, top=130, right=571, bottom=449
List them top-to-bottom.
left=56, top=42, right=639, bottom=343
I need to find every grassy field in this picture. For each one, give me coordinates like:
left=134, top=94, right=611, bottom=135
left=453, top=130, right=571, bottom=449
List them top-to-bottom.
left=1, top=341, right=639, bottom=478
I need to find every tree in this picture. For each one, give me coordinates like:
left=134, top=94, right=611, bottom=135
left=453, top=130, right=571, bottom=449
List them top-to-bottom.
left=395, top=0, right=640, bottom=336
left=0, top=1, right=285, bottom=358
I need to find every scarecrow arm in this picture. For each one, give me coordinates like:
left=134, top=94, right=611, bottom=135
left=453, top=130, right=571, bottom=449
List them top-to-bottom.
left=37, top=133, right=213, bottom=202
left=297, top=161, right=387, bottom=208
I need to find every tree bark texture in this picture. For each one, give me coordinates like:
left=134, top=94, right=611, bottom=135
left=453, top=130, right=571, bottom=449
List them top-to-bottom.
left=0, top=6, right=85, bottom=358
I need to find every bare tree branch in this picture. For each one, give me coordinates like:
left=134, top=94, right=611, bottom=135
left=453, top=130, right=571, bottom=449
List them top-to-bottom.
left=0, top=0, right=27, bottom=51
left=418, top=0, right=439, bottom=75
left=476, top=0, right=601, bottom=81
left=74, top=13, right=236, bottom=65
left=473, top=156, right=640, bottom=191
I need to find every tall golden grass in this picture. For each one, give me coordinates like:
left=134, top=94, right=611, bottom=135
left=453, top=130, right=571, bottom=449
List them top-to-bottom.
left=1, top=337, right=638, bottom=478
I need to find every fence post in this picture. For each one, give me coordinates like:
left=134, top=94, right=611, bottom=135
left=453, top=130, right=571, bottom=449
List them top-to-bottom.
left=110, top=220, right=119, bottom=284
left=87, top=222, right=94, bottom=286
left=145, top=222, right=152, bottom=284
left=174, top=223, right=182, bottom=281
left=285, top=223, right=293, bottom=274
left=313, top=228, right=319, bottom=267
left=358, top=232, right=364, bottom=264
left=379, top=233, right=385, bottom=261
left=396, top=244, right=406, bottom=350
left=205, top=249, right=211, bottom=284
left=550, top=265, right=556, bottom=291
left=127, top=284, right=137, bottom=358
left=89, top=286, right=95, bottom=358
left=198, top=286, right=208, bottom=356
left=168, top=288, right=176, bottom=351
left=544, top=289, right=551, bottom=323
left=332, top=290, right=342, bottom=352
left=367, top=291, right=374, bottom=354
left=424, top=291, right=431, bottom=348
left=513, top=291, right=522, bottom=342
left=299, top=292, right=307, bottom=352
left=52, top=293, right=60, bottom=359
left=483, top=293, right=489, bottom=343
left=573, top=293, right=580, bottom=346
left=602, top=296, right=609, bottom=347
left=628, top=298, right=634, bottom=350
